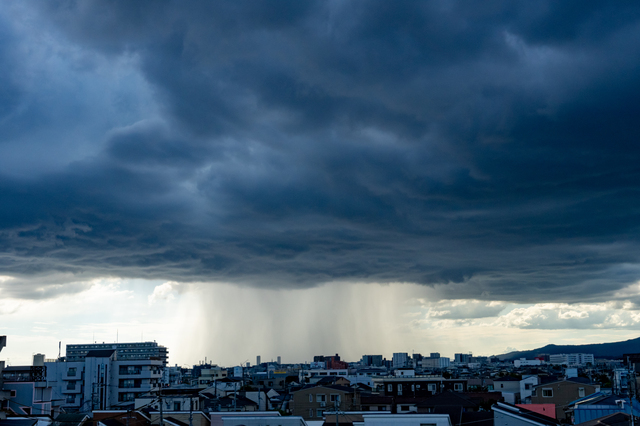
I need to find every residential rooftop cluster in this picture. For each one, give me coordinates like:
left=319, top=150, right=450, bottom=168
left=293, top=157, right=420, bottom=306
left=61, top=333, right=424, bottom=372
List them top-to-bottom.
left=1, top=336, right=639, bottom=426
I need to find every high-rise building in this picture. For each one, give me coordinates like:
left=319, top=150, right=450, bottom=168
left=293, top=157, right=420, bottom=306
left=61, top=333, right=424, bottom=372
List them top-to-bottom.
left=66, top=341, right=168, bottom=366
left=392, top=353, right=409, bottom=369
left=454, top=353, right=471, bottom=364
left=256, top=355, right=261, bottom=366
left=361, top=355, right=383, bottom=367
left=277, top=356, right=281, bottom=365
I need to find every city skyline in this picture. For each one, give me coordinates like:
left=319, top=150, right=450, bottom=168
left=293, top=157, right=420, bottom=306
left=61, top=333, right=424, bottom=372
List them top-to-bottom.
left=2, top=3, right=640, bottom=368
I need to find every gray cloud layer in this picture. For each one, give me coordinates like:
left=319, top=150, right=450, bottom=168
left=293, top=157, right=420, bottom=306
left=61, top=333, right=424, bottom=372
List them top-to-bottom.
left=2, top=1, right=640, bottom=302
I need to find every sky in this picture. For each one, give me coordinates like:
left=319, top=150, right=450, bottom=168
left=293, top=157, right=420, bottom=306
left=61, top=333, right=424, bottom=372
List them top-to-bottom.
left=2, top=0, right=640, bottom=367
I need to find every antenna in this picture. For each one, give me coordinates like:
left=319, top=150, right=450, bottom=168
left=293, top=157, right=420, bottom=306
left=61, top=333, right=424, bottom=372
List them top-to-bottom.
left=58, top=341, right=61, bottom=359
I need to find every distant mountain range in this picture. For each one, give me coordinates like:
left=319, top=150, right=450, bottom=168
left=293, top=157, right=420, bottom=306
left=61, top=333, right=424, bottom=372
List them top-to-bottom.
left=497, top=336, right=640, bottom=360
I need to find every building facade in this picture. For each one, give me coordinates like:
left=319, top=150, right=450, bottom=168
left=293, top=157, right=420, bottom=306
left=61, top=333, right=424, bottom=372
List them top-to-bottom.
left=66, top=342, right=168, bottom=366
left=47, top=349, right=163, bottom=412
left=548, top=353, right=594, bottom=366
left=291, top=384, right=361, bottom=420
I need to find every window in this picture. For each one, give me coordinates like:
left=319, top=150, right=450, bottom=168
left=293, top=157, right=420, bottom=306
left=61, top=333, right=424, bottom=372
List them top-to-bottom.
left=119, top=365, right=142, bottom=375
left=68, top=367, right=77, bottom=377
left=67, top=381, right=76, bottom=390
left=454, top=383, right=463, bottom=391
left=387, top=384, right=392, bottom=392
left=398, top=384, right=403, bottom=395
left=411, top=384, right=415, bottom=391
left=428, top=384, right=436, bottom=392
left=500, top=384, right=504, bottom=388
left=525, top=384, right=532, bottom=390
left=579, top=388, right=585, bottom=397
left=542, top=389, right=553, bottom=397
left=10, top=390, right=16, bottom=397
left=309, top=394, right=313, bottom=402
left=316, top=394, right=326, bottom=402
left=330, top=394, right=340, bottom=402
left=66, top=395, right=75, bottom=403
left=174, top=402, right=181, bottom=411
left=400, top=405, right=411, bottom=411
left=316, top=409, right=324, bottom=417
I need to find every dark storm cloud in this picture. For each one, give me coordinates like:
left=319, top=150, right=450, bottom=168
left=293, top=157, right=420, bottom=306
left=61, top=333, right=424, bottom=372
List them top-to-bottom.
left=1, top=0, right=640, bottom=302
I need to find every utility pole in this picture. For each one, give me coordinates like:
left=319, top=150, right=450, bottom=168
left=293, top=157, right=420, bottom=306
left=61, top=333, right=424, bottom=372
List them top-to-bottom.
left=159, top=390, right=164, bottom=426
left=189, top=394, right=193, bottom=426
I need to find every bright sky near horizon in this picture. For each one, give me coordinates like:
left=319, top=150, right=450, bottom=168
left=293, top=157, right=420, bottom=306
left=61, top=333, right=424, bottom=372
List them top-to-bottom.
left=2, top=1, right=640, bottom=366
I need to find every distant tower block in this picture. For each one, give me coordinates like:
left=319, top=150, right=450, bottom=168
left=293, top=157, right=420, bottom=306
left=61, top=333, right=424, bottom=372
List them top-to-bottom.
left=33, top=353, right=45, bottom=366
left=256, top=355, right=261, bottom=366
left=277, top=356, right=281, bottom=365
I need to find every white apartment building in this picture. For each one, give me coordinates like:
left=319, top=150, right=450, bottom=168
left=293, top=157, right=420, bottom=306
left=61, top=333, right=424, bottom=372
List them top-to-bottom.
left=47, top=348, right=163, bottom=411
left=549, top=353, right=594, bottom=366
left=421, top=357, right=450, bottom=369
left=514, top=358, right=543, bottom=367
left=298, top=369, right=348, bottom=383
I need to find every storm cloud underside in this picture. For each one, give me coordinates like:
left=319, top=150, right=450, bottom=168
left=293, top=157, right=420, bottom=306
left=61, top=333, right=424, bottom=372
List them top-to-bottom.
left=2, top=1, right=640, bottom=304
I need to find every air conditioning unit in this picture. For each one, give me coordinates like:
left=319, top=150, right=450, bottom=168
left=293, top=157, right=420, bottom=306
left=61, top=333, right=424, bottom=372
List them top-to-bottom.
left=319, top=402, right=326, bottom=407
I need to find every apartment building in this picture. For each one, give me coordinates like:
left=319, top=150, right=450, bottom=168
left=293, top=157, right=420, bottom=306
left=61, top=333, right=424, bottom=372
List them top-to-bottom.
left=66, top=342, right=169, bottom=366
left=47, top=348, right=163, bottom=411
left=548, top=353, right=594, bottom=366
left=378, top=377, right=467, bottom=397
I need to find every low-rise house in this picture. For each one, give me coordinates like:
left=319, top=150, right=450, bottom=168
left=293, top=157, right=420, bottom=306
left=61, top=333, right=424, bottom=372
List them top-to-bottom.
left=520, top=375, right=540, bottom=403
left=493, top=376, right=521, bottom=404
left=531, top=379, right=600, bottom=420
left=290, top=384, right=361, bottom=420
left=137, top=388, right=202, bottom=412
left=414, top=391, right=479, bottom=414
left=569, top=393, right=640, bottom=424
left=361, top=395, right=393, bottom=412
left=493, top=401, right=561, bottom=426
left=515, top=404, right=556, bottom=419
left=93, top=410, right=151, bottom=426
left=148, top=411, right=210, bottom=426
left=209, top=412, right=280, bottom=426
left=578, top=412, right=633, bottom=426
left=52, top=413, right=89, bottom=426
left=361, top=413, right=452, bottom=426
left=221, top=416, right=306, bottom=426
